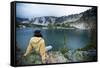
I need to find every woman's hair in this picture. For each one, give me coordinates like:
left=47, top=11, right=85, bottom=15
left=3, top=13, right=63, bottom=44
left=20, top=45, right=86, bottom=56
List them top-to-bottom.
left=34, top=30, right=43, bottom=37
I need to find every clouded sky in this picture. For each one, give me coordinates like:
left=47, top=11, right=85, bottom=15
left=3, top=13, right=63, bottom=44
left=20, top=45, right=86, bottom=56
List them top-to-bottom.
left=16, top=3, right=92, bottom=18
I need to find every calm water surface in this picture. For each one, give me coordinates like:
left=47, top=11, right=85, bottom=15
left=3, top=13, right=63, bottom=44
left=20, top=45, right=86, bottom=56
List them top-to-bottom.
left=16, top=28, right=91, bottom=52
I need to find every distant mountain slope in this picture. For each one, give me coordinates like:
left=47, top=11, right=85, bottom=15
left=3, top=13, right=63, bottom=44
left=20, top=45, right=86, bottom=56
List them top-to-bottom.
left=29, top=13, right=82, bottom=26
left=16, top=17, right=29, bottom=23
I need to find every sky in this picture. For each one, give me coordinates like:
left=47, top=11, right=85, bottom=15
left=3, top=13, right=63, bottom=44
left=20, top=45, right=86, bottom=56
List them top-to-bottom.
left=16, top=3, right=92, bottom=19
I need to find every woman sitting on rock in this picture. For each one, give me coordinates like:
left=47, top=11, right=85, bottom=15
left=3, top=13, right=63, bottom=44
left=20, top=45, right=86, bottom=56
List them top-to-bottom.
left=23, top=30, right=48, bottom=64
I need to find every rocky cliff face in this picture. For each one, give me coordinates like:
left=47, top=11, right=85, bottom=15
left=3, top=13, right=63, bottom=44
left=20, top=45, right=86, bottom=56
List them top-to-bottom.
left=74, top=7, right=97, bottom=29
left=30, top=16, right=56, bottom=26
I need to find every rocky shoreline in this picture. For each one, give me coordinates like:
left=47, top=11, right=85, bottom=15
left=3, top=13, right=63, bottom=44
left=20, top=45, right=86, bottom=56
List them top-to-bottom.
left=16, top=48, right=97, bottom=65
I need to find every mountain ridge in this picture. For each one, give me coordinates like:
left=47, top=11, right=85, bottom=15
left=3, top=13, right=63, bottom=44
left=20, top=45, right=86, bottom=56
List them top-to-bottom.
left=16, top=7, right=97, bottom=29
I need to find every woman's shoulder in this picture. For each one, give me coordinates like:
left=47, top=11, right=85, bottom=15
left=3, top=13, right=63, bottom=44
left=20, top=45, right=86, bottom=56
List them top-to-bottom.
left=30, top=37, right=44, bottom=42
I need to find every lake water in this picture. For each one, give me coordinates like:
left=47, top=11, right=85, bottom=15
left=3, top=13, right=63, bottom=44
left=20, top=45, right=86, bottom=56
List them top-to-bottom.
left=16, top=28, right=91, bottom=52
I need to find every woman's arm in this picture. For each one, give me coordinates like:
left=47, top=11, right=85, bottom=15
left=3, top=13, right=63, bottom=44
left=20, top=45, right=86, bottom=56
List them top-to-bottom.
left=24, top=39, right=33, bottom=56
